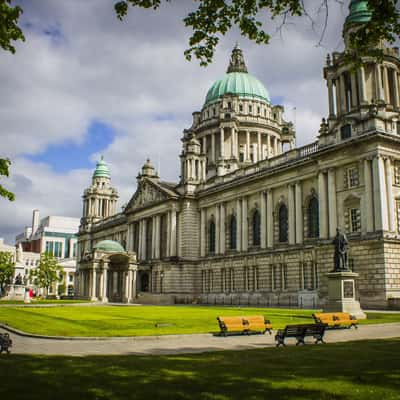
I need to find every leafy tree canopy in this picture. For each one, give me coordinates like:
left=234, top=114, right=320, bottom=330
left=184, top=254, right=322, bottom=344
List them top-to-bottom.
left=0, top=0, right=24, bottom=54
left=114, top=0, right=400, bottom=66
left=0, top=158, right=15, bottom=201
left=0, top=251, right=15, bottom=291
left=30, top=252, right=62, bottom=296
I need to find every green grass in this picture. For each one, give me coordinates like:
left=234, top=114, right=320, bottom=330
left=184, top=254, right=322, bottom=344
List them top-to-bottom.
left=0, top=305, right=399, bottom=337
left=0, top=339, right=399, bottom=400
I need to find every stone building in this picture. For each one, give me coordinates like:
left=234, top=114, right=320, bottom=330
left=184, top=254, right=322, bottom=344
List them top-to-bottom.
left=76, top=0, right=400, bottom=309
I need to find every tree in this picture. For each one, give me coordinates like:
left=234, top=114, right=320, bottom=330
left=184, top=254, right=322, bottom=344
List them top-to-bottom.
left=0, top=0, right=24, bottom=54
left=114, top=0, right=400, bottom=66
left=0, top=158, right=15, bottom=201
left=0, top=251, right=15, bottom=296
left=30, top=252, right=62, bottom=297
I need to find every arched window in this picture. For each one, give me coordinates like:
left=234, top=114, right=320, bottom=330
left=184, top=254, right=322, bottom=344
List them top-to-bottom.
left=308, top=197, right=319, bottom=238
left=278, top=204, right=288, bottom=243
left=252, top=210, right=261, bottom=246
left=229, top=215, right=237, bottom=250
left=209, top=220, right=216, bottom=254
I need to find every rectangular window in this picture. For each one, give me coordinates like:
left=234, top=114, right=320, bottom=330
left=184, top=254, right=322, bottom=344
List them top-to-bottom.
left=239, top=104, right=243, bottom=112
left=249, top=105, right=252, bottom=113
left=341, top=124, right=352, bottom=140
left=394, top=162, right=400, bottom=185
left=346, top=167, right=359, bottom=188
left=350, top=208, right=361, bottom=232
left=45, top=241, right=53, bottom=254
left=72, top=243, right=77, bottom=257
left=282, top=264, right=288, bottom=290
left=230, top=268, right=235, bottom=292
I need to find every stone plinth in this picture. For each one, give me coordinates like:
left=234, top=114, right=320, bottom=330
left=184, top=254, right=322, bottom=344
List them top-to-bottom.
left=324, top=271, right=366, bottom=319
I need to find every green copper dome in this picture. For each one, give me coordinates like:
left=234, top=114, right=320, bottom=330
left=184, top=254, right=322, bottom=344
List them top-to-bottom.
left=345, top=0, right=372, bottom=25
left=204, top=45, right=270, bottom=106
left=205, top=72, right=270, bottom=105
left=93, top=156, right=110, bottom=179
left=93, top=240, right=125, bottom=253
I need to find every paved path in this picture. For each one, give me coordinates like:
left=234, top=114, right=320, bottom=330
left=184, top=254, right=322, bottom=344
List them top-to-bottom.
left=1, top=323, right=399, bottom=356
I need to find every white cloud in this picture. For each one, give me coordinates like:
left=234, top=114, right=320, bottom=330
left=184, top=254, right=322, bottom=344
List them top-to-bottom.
left=0, top=0, right=352, bottom=242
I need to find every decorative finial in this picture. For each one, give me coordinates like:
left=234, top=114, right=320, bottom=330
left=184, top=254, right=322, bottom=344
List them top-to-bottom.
left=227, top=45, right=248, bottom=74
left=326, top=54, right=331, bottom=66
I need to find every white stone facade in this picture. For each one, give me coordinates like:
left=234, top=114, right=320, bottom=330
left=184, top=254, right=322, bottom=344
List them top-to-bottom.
left=77, top=21, right=400, bottom=309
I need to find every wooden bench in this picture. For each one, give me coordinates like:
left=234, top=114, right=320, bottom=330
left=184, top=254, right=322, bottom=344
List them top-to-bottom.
left=313, top=312, right=358, bottom=329
left=217, top=315, right=272, bottom=336
left=244, top=316, right=272, bottom=334
left=275, top=324, right=326, bottom=347
left=0, top=333, right=12, bottom=354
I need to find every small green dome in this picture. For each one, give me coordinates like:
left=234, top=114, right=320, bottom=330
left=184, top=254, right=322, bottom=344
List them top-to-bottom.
left=345, top=0, right=372, bottom=25
left=205, top=72, right=270, bottom=106
left=93, top=157, right=110, bottom=179
left=93, top=240, right=125, bottom=253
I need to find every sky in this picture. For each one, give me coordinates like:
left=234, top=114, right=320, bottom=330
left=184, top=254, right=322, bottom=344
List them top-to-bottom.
left=0, top=0, right=352, bottom=243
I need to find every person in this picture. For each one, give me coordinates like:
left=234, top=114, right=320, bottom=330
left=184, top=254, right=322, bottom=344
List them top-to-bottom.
left=332, top=227, right=349, bottom=271
left=14, top=273, right=23, bottom=285
left=24, top=287, right=31, bottom=303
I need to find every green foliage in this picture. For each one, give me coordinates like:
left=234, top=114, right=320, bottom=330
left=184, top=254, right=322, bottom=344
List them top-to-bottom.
left=0, top=0, right=25, bottom=54
left=115, top=0, right=400, bottom=66
left=0, top=158, right=15, bottom=201
left=0, top=251, right=14, bottom=291
left=29, top=252, right=62, bottom=296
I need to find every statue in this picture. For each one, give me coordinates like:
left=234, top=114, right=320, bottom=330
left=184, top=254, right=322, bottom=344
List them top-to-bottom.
left=332, top=228, right=349, bottom=271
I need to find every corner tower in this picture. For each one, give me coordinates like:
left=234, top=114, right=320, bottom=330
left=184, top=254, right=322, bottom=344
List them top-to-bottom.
left=321, top=0, right=400, bottom=146
left=184, top=45, right=295, bottom=180
left=81, top=157, right=119, bottom=228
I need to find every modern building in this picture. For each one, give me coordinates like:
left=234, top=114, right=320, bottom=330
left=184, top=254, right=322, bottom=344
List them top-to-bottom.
left=76, top=1, right=400, bottom=309
left=15, top=209, right=80, bottom=296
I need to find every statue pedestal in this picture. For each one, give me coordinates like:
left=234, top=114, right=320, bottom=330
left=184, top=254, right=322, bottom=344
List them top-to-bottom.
left=324, top=271, right=366, bottom=319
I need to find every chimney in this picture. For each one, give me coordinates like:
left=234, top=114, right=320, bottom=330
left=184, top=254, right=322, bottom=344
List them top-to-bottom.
left=32, top=209, right=40, bottom=236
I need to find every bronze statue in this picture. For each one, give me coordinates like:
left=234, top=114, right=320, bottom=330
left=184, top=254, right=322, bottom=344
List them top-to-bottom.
left=333, top=228, right=349, bottom=271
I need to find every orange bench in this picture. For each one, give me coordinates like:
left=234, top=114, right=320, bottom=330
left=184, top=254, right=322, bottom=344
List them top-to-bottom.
left=312, top=312, right=358, bottom=329
left=217, top=315, right=272, bottom=336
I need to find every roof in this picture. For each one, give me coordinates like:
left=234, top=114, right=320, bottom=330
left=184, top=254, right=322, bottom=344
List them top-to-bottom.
left=345, top=0, right=372, bottom=25
left=93, top=157, right=110, bottom=179
left=93, top=240, right=125, bottom=253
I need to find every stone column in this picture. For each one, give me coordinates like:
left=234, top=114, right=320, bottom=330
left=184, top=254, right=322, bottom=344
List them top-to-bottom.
left=375, top=65, right=385, bottom=101
left=358, top=66, right=368, bottom=104
left=383, top=66, right=390, bottom=104
left=394, top=71, right=400, bottom=109
left=350, top=72, right=358, bottom=108
left=339, top=74, right=347, bottom=113
left=327, top=78, right=335, bottom=117
left=335, top=78, right=341, bottom=117
left=220, top=128, right=225, bottom=158
left=246, top=131, right=251, bottom=161
left=257, top=132, right=262, bottom=160
left=211, top=133, right=215, bottom=163
left=266, top=135, right=271, bottom=158
left=202, top=136, right=207, bottom=155
left=274, top=136, right=278, bottom=155
left=372, top=155, right=389, bottom=231
left=385, top=157, right=395, bottom=232
left=364, top=159, right=374, bottom=232
left=328, top=168, right=337, bottom=238
left=318, top=171, right=328, bottom=239
left=295, top=181, right=303, bottom=244
left=288, top=184, right=295, bottom=245
left=267, top=189, right=273, bottom=248
left=260, top=191, right=267, bottom=248
left=242, top=197, right=248, bottom=252
left=236, top=199, right=242, bottom=251
left=220, top=203, right=226, bottom=254
left=215, top=204, right=220, bottom=254
left=200, top=208, right=206, bottom=257
left=170, top=209, right=177, bottom=257
left=166, top=212, right=171, bottom=257
left=155, top=215, right=161, bottom=259
left=151, top=217, right=156, bottom=259
left=142, top=219, right=147, bottom=260
left=137, top=220, right=142, bottom=261
left=102, top=264, right=108, bottom=302
left=91, top=265, right=97, bottom=300
left=131, top=268, right=137, bottom=299
left=99, top=269, right=104, bottom=299
left=127, top=269, right=133, bottom=302
left=124, top=272, right=130, bottom=303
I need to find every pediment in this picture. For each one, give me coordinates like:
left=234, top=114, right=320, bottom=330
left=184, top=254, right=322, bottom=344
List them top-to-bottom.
left=125, top=179, right=170, bottom=211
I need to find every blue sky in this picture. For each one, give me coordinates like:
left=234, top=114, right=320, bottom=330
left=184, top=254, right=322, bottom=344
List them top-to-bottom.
left=25, top=121, right=115, bottom=173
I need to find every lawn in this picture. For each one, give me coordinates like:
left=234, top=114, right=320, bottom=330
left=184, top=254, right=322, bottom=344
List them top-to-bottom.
left=0, top=299, right=89, bottom=305
left=0, top=305, right=399, bottom=337
left=0, top=339, right=399, bottom=400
